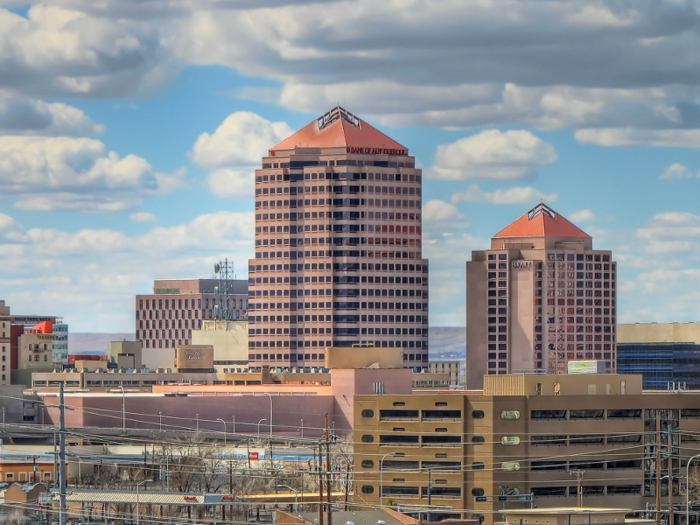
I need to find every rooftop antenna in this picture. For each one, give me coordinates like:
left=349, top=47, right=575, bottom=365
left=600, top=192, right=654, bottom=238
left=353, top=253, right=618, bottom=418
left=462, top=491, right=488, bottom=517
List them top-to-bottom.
left=214, top=258, right=235, bottom=321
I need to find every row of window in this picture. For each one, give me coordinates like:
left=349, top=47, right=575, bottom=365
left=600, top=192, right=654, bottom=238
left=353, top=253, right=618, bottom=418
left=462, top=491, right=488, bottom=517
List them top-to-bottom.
left=256, top=169, right=418, bottom=181
left=256, top=184, right=421, bottom=196
left=256, top=198, right=421, bottom=209
left=255, top=211, right=421, bottom=222
left=258, top=224, right=421, bottom=234
left=257, top=237, right=421, bottom=248
left=255, top=250, right=422, bottom=260
left=249, top=262, right=427, bottom=273
left=252, top=275, right=424, bottom=285
left=251, top=286, right=426, bottom=298
left=250, top=302, right=429, bottom=312
left=251, top=314, right=424, bottom=323
left=138, top=337, right=190, bottom=348
left=248, top=340, right=426, bottom=349
left=361, top=409, right=461, bottom=419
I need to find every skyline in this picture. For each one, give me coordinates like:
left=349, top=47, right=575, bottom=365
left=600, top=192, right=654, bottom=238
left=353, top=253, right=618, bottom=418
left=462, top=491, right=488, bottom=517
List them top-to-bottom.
left=2, top=1, right=700, bottom=332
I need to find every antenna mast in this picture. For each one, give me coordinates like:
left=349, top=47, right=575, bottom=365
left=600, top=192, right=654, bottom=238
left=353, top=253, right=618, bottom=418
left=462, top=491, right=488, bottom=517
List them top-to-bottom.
left=214, top=258, right=235, bottom=321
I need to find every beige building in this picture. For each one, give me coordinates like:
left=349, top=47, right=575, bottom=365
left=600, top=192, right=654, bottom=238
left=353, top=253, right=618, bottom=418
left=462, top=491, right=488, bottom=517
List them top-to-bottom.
left=249, top=106, right=429, bottom=368
left=466, top=203, right=616, bottom=389
left=135, top=278, right=248, bottom=351
left=0, top=301, right=10, bottom=385
left=192, top=320, right=248, bottom=365
left=618, top=322, right=700, bottom=344
left=108, top=341, right=143, bottom=369
left=428, top=360, right=461, bottom=386
left=354, top=373, right=700, bottom=525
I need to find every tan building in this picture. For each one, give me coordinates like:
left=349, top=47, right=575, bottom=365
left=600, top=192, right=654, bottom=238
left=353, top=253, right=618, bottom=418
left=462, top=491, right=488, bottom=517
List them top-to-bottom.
left=248, top=106, right=429, bottom=368
left=466, top=203, right=617, bottom=389
left=135, top=278, right=248, bottom=351
left=0, top=301, right=10, bottom=385
left=192, top=320, right=248, bottom=365
left=618, top=322, right=700, bottom=344
left=18, top=331, right=55, bottom=370
left=108, top=340, right=143, bottom=369
left=429, top=360, right=461, bottom=386
left=354, top=373, right=698, bottom=525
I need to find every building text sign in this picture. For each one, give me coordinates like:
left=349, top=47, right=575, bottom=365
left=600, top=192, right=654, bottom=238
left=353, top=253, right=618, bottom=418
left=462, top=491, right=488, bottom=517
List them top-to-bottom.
left=511, top=261, right=533, bottom=270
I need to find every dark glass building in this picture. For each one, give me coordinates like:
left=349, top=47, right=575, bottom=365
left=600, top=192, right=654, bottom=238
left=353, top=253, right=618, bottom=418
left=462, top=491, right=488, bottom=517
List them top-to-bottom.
left=617, top=342, right=700, bottom=389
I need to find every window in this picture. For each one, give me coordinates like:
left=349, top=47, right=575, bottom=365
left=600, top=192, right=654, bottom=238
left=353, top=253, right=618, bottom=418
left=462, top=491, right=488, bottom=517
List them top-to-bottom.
left=361, top=409, right=375, bottom=418
left=380, top=409, right=419, bottom=419
left=570, top=409, right=604, bottom=420
left=607, top=409, right=641, bottom=419
left=422, top=410, right=461, bottom=419
left=472, top=410, right=485, bottom=419
left=501, top=410, right=520, bottom=419
left=531, top=410, right=566, bottom=419
left=570, top=434, right=604, bottom=445
left=607, top=434, right=642, bottom=444
left=361, top=435, right=374, bottom=443
left=380, top=435, right=419, bottom=444
left=422, top=435, right=461, bottom=444
left=532, top=435, right=567, bottom=445
left=472, top=436, right=485, bottom=444
left=500, top=436, right=521, bottom=445
left=361, top=460, right=374, bottom=468
left=383, top=460, right=419, bottom=470
left=607, top=460, right=641, bottom=469
left=422, top=461, right=461, bottom=471
left=501, top=461, right=521, bottom=471
left=531, top=461, right=567, bottom=471
left=472, top=462, right=485, bottom=470
left=361, top=485, right=374, bottom=494
left=607, top=485, right=641, bottom=494
left=382, top=486, right=419, bottom=496
left=531, top=486, right=567, bottom=497
left=423, top=487, right=460, bottom=497
left=472, top=488, right=485, bottom=496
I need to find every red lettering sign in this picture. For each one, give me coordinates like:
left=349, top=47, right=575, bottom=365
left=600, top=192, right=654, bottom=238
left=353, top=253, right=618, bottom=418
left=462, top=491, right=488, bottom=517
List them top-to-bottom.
left=345, top=146, right=407, bottom=155
left=249, top=452, right=259, bottom=460
left=222, top=495, right=236, bottom=501
left=184, top=496, right=197, bottom=502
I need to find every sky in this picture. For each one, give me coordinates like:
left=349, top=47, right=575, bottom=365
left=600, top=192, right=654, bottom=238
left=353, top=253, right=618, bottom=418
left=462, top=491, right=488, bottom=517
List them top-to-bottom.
left=2, top=0, right=700, bottom=333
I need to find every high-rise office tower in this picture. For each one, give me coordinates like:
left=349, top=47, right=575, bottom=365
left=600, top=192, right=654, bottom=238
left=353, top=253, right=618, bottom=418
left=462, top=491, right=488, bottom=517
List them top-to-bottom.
left=248, top=106, right=429, bottom=367
left=466, top=203, right=616, bottom=389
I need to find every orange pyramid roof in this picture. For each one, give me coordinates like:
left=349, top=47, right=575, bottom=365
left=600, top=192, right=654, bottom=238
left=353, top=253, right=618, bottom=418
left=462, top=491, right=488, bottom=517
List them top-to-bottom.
left=270, top=106, right=407, bottom=153
left=494, top=203, right=590, bottom=238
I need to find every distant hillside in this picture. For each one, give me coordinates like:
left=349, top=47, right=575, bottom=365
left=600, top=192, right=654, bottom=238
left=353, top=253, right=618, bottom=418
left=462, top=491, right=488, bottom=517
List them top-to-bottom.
left=429, top=327, right=465, bottom=359
left=67, top=329, right=465, bottom=359
left=69, top=333, right=134, bottom=354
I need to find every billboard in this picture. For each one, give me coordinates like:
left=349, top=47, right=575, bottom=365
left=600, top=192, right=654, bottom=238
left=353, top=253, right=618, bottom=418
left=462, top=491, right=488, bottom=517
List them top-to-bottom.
left=175, top=345, right=214, bottom=369
left=567, top=360, right=606, bottom=375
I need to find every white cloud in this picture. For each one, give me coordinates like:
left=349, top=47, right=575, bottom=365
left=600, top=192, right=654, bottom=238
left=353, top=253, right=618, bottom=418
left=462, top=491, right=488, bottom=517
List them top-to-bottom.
left=0, top=90, right=103, bottom=136
left=191, top=111, right=293, bottom=199
left=191, top=112, right=293, bottom=168
left=575, top=128, right=700, bottom=148
left=429, top=130, right=556, bottom=181
left=0, top=136, right=184, bottom=211
left=660, top=163, right=696, bottom=180
left=451, top=184, right=558, bottom=205
left=422, top=199, right=465, bottom=227
left=569, top=209, right=597, bottom=222
left=0, top=210, right=254, bottom=331
left=636, top=211, right=700, bottom=254
left=129, top=212, right=157, bottom=223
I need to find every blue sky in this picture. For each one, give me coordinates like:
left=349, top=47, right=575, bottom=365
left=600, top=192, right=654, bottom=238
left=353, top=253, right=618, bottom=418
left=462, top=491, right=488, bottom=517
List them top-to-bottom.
left=2, top=1, right=700, bottom=332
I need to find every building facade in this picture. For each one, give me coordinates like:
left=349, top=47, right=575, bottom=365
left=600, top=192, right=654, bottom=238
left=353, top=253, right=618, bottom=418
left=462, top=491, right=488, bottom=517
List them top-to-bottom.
left=248, top=106, right=429, bottom=368
left=466, top=203, right=616, bottom=389
left=135, top=278, right=248, bottom=350
left=0, top=301, right=10, bottom=385
left=354, top=374, right=700, bottom=525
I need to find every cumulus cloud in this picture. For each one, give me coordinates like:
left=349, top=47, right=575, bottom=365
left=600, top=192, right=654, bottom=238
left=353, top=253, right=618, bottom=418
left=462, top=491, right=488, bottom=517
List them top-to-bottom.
left=0, top=91, right=103, bottom=136
left=191, top=111, right=293, bottom=199
left=191, top=112, right=293, bottom=167
left=575, top=128, right=700, bottom=148
left=429, top=130, right=556, bottom=181
left=0, top=136, right=183, bottom=211
left=660, top=163, right=697, bottom=180
left=451, top=184, right=558, bottom=205
left=422, top=199, right=466, bottom=228
left=569, top=209, right=597, bottom=222
left=0, top=211, right=254, bottom=331
left=636, top=211, right=700, bottom=254
left=129, top=212, right=157, bottom=223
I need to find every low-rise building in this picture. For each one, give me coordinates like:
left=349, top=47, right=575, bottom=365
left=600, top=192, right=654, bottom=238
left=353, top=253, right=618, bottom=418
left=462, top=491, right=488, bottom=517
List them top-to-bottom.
left=354, top=373, right=700, bottom=525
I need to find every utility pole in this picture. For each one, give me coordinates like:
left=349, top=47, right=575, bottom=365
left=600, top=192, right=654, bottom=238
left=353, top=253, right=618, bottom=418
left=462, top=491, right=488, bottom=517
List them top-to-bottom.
left=59, top=382, right=67, bottom=525
left=325, top=414, right=332, bottom=525
left=657, top=415, right=662, bottom=525
left=669, top=419, right=675, bottom=525
left=318, top=442, right=324, bottom=525
left=344, top=464, right=350, bottom=511
left=427, top=468, right=433, bottom=522
left=570, top=470, right=585, bottom=508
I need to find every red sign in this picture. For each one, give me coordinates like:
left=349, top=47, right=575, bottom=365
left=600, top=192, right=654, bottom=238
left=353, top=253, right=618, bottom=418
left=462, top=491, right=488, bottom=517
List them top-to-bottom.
left=346, top=146, right=407, bottom=155
left=249, top=452, right=259, bottom=460
left=222, top=495, right=236, bottom=501
left=184, top=496, right=197, bottom=502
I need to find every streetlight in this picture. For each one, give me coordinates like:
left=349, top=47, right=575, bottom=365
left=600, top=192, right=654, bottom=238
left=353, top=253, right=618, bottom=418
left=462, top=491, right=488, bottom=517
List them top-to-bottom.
left=119, top=386, right=125, bottom=432
left=262, top=393, right=273, bottom=438
left=158, top=412, right=162, bottom=431
left=196, top=414, right=199, bottom=433
left=232, top=415, right=236, bottom=434
left=217, top=418, right=226, bottom=446
left=257, top=418, right=267, bottom=440
left=379, top=452, right=399, bottom=508
left=686, top=454, right=700, bottom=525
left=136, top=479, right=153, bottom=525
left=277, top=485, right=299, bottom=509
